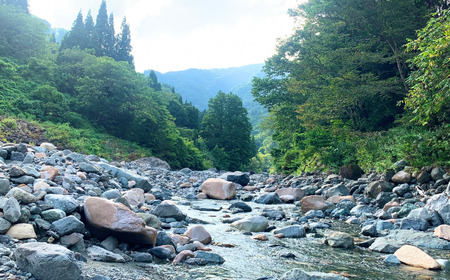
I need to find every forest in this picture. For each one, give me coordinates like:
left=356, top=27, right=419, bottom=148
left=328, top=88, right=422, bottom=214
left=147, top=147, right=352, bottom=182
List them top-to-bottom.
left=0, top=0, right=449, bottom=173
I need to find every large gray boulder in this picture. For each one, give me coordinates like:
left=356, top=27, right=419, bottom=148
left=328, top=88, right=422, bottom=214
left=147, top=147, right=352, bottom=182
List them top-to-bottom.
left=97, top=163, right=152, bottom=191
left=219, top=171, right=250, bottom=186
left=45, top=194, right=79, bottom=214
left=425, top=194, right=450, bottom=224
left=151, top=202, right=186, bottom=221
left=231, top=216, right=268, bottom=232
left=273, top=225, right=306, bottom=238
left=14, top=242, right=82, bottom=280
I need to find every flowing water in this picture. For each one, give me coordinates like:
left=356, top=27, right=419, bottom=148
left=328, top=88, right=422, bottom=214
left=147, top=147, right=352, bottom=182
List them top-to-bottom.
left=85, top=199, right=450, bottom=279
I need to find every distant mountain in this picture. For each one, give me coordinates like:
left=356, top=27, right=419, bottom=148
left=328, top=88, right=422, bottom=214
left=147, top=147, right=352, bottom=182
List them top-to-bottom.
left=144, top=63, right=264, bottom=111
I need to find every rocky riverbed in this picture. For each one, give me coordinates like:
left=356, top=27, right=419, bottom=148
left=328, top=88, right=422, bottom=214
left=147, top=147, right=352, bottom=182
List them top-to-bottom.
left=0, top=142, right=450, bottom=280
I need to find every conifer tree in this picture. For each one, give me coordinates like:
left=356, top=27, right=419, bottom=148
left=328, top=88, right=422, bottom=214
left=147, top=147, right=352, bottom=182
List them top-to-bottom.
left=1, top=0, right=28, bottom=13
left=93, top=0, right=110, bottom=57
left=84, top=10, right=95, bottom=50
left=60, top=11, right=85, bottom=50
left=106, top=13, right=116, bottom=57
left=116, top=17, right=134, bottom=65
left=148, top=70, right=161, bottom=91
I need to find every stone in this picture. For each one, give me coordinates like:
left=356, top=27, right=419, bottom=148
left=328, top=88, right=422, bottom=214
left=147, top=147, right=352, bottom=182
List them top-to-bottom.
left=40, top=142, right=57, bottom=151
left=10, top=151, right=25, bottom=161
left=79, top=162, right=99, bottom=173
left=97, top=163, right=152, bottom=191
left=339, top=164, right=364, bottom=180
left=40, top=165, right=59, bottom=181
left=431, top=167, right=445, bottom=181
left=219, top=171, right=250, bottom=186
left=391, top=171, right=411, bottom=183
left=417, top=171, right=432, bottom=184
left=0, top=178, right=10, bottom=195
left=201, top=178, right=236, bottom=200
left=33, top=181, right=50, bottom=192
left=365, top=181, right=393, bottom=198
left=324, top=184, right=349, bottom=199
left=6, top=187, right=37, bottom=204
left=122, top=188, right=145, bottom=208
left=275, top=188, right=305, bottom=201
left=101, top=189, right=122, bottom=200
left=255, top=193, right=283, bottom=204
left=425, top=193, right=450, bottom=224
left=45, top=194, right=79, bottom=214
left=279, top=195, right=295, bottom=203
left=300, top=195, right=328, bottom=214
left=3, top=197, right=21, bottom=223
left=83, top=197, right=157, bottom=245
left=191, top=200, right=222, bottom=211
left=229, top=201, right=252, bottom=212
left=151, top=202, right=186, bottom=221
left=350, top=205, right=376, bottom=217
left=407, top=207, right=432, bottom=221
left=41, top=209, right=67, bottom=223
left=137, top=213, right=161, bottom=229
left=51, top=216, right=85, bottom=236
left=231, top=216, right=268, bottom=232
left=0, top=217, right=12, bottom=234
left=394, top=217, right=429, bottom=231
left=6, top=223, right=37, bottom=239
left=361, top=224, right=377, bottom=237
left=434, top=224, right=450, bottom=241
left=185, top=225, right=212, bottom=244
left=273, top=225, right=306, bottom=238
left=386, top=229, right=450, bottom=250
left=326, top=231, right=354, bottom=248
left=60, top=233, right=84, bottom=247
left=172, top=234, right=190, bottom=246
left=251, top=234, right=269, bottom=241
left=100, top=236, right=119, bottom=251
left=369, top=237, right=401, bottom=253
left=14, top=242, right=82, bottom=280
left=87, top=245, right=125, bottom=263
left=394, top=245, right=440, bottom=270
left=149, top=246, right=174, bottom=259
left=173, top=250, right=194, bottom=264
left=194, top=251, right=225, bottom=264
left=134, top=252, right=153, bottom=263
left=384, top=254, right=400, bottom=264
left=436, top=259, right=450, bottom=271
left=281, top=269, right=348, bottom=280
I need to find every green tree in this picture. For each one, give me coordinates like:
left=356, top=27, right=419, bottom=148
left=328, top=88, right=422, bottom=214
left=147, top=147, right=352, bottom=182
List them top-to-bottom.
left=1, top=0, right=28, bottom=13
left=93, top=0, right=112, bottom=57
left=405, top=9, right=450, bottom=125
left=84, top=10, right=95, bottom=50
left=60, top=11, right=86, bottom=50
left=116, top=17, right=134, bottom=65
left=148, top=70, right=161, bottom=91
left=201, top=91, right=254, bottom=171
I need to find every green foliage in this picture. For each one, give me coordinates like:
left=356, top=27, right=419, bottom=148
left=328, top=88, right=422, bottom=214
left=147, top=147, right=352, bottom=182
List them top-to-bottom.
left=0, top=5, right=49, bottom=62
left=405, top=9, right=450, bottom=125
left=201, top=92, right=255, bottom=171
left=1, top=118, right=17, bottom=129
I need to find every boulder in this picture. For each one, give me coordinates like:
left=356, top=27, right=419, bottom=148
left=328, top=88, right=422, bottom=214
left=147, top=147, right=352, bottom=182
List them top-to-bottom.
left=40, top=142, right=57, bottom=151
left=131, top=157, right=171, bottom=170
left=97, top=163, right=152, bottom=191
left=339, top=164, right=364, bottom=180
left=40, top=166, right=59, bottom=181
left=431, top=167, right=445, bottom=181
left=219, top=171, right=250, bottom=186
left=391, top=171, right=411, bottom=183
left=0, top=178, right=10, bottom=195
left=201, top=178, right=236, bottom=200
left=365, top=181, right=392, bottom=198
left=324, top=184, right=350, bottom=199
left=5, top=187, right=37, bottom=204
left=122, top=188, right=145, bottom=208
left=275, top=188, right=305, bottom=201
left=255, top=193, right=283, bottom=204
left=45, top=194, right=78, bottom=214
left=425, top=194, right=450, bottom=224
left=300, top=195, right=328, bottom=214
left=3, top=197, right=21, bottom=223
left=83, top=197, right=157, bottom=245
left=229, top=201, right=252, bottom=212
left=151, top=202, right=186, bottom=221
left=51, top=216, right=85, bottom=236
left=231, top=216, right=268, bottom=232
left=0, top=217, right=11, bottom=234
left=6, top=223, right=37, bottom=239
left=434, top=224, right=450, bottom=241
left=184, top=225, right=212, bottom=244
left=273, top=225, right=306, bottom=238
left=386, top=229, right=450, bottom=250
left=325, top=231, right=354, bottom=248
left=369, top=237, right=401, bottom=253
left=14, top=242, right=82, bottom=280
left=394, top=245, right=440, bottom=270
left=87, top=246, right=125, bottom=263
left=194, top=251, right=225, bottom=264
left=281, top=269, right=348, bottom=280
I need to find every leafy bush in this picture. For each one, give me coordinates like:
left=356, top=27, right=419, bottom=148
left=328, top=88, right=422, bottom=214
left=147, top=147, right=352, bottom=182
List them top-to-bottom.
left=1, top=118, right=17, bottom=129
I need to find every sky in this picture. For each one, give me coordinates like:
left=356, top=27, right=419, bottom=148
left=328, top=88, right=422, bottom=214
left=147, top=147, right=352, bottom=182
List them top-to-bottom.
left=28, top=0, right=302, bottom=73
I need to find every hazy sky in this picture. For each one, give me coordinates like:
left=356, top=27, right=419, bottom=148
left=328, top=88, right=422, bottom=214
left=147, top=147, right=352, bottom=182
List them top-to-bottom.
left=28, top=0, right=301, bottom=73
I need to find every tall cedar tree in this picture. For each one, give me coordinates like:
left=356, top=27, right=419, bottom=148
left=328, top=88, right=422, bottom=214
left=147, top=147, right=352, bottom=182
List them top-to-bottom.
left=93, top=0, right=112, bottom=57
left=60, top=11, right=85, bottom=50
left=84, top=11, right=95, bottom=50
left=116, top=17, right=134, bottom=65
left=201, top=92, right=254, bottom=171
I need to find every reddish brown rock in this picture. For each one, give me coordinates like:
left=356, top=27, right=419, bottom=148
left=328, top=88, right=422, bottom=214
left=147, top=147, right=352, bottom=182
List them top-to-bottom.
left=35, top=153, right=46, bottom=159
left=40, top=166, right=59, bottom=181
left=76, top=172, right=87, bottom=180
left=201, top=178, right=236, bottom=200
left=180, top=183, right=192, bottom=188
left=244, top=186, right=258, bottom=191
left=275, top=188, right=305, bottom=201
left=144, top=193, right=156, bottom=202
left=196, top=193, right=208, bottom=199
left=279, top=195, right=295, bottom=203
left=300, top=195, right=328, bottom=214
left=83, top=197, right=157, bottom=245
left=383, top=201, right=401, bottom=212
left=434, top=224, right=450, bottom=241
left=185, top=225, right=212, bottom=245
left=171, top=234, right=190, bottom=246
left=251, top=234, right=269, bottom=241
left=193, top=241, right=212, bottom=251
left=160, top=245, right=176, bottom=254
left=394, top=245, right=440, bottom=270
left=173, top=250, right=194, bottom=264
